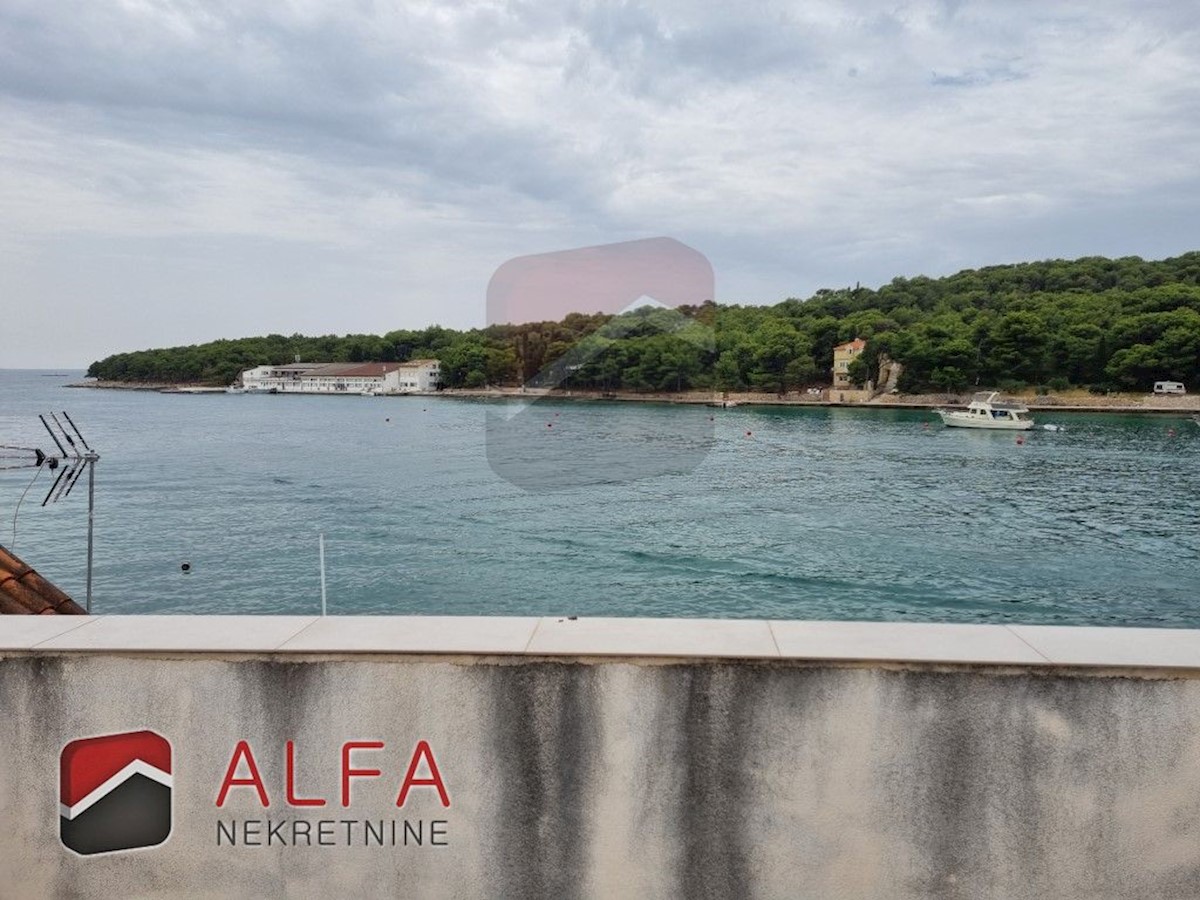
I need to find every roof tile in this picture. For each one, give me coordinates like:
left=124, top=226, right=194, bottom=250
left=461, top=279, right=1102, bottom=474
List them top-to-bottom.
left=0, top=545, right=86, bottom=615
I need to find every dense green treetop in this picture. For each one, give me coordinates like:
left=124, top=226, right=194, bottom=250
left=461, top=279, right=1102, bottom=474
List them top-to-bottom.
left=87, top=252, right=1200, bottom=393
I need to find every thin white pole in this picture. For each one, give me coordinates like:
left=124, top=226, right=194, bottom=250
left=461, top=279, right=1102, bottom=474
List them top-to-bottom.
left=85, top=459, right=95, bottom=614
left=319, top=532, right=327, bottom=616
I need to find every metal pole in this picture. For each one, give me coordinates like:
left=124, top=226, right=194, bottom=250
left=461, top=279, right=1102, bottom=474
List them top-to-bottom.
left=85, top=458, right=95, bottom=613
left=319, top=532, right=327, bottom=616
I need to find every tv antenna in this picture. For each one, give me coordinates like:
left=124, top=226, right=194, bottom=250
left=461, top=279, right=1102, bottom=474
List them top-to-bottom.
left=0, top=412, right=100, bottom=612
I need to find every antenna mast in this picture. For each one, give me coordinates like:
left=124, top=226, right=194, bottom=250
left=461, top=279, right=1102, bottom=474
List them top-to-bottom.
left=0, top=412, right=101, bottom=611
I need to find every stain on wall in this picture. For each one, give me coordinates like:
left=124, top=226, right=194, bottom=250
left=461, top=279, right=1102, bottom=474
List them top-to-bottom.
left=2, top=654, right=1200, bottom=899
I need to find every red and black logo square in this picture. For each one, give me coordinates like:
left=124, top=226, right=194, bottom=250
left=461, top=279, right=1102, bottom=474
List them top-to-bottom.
left=60, top=730, right=172, bottom=855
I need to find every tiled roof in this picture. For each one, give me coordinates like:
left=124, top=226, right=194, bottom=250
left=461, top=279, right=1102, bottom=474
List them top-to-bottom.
left=834, top=338, right=867, bottom=351
left=263, top=360, right=440, bottom=377
left=285, top=362, right=436, bottom=377
left=315, top=362, right=406, bottom=378
left=284, top=363, right=381, bottom=377
left=0, top=545, right=86, bottom=615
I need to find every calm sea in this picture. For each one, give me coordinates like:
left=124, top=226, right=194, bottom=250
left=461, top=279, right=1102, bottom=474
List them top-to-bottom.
left=1, top=369, right=1197, bottom=625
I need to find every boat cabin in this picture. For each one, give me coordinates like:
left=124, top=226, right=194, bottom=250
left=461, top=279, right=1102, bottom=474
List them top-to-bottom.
left=966, top=392, right=1033, bottom=422
left=970, top=393, right=1030, bottom=422
left=964, top=406, right=1028, bottom=422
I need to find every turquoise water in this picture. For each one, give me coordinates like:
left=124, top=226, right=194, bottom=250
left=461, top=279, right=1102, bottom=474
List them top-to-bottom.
left=1, top=369, right=1198, bottom=625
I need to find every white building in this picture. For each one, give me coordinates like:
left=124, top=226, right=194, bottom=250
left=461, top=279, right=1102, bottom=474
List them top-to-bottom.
left=393, top=359, right=441, bottom=392
left=239, top=360, right=441, bottom=395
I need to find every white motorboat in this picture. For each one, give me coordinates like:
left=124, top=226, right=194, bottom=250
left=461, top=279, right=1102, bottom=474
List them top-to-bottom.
left=225, top=384, right=244, bottom=394
left=936, top=392, right=1035, bottom=430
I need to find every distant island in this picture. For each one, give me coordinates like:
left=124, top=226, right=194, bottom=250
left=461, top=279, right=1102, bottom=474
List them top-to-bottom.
left=87, top=252, right=1200, bottom=396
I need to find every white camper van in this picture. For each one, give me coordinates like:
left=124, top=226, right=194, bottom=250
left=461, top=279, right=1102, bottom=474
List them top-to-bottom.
left=1153, top=381, right=1187, bottom=395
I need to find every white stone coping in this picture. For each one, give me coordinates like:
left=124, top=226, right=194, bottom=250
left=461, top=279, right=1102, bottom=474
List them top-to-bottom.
left=2, top=615, right=1200, bottom=669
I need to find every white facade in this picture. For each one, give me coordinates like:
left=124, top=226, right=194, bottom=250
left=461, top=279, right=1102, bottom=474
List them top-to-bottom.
left=392, top=359, right=441, bottom=392
left=239, top=360, right=441, bottom=395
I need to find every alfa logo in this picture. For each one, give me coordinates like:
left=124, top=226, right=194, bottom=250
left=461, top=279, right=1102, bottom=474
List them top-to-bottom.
left=60, top=730, right=172, bottom=855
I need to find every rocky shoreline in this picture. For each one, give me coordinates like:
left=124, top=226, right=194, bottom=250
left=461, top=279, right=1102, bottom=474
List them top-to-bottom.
left=67, top=379, right=1200, bottom=414
left=441, top=388, right=1200, bottom=414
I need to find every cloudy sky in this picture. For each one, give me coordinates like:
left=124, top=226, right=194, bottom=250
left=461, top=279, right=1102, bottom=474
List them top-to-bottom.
left=2, top=1, right=1198, bottom=367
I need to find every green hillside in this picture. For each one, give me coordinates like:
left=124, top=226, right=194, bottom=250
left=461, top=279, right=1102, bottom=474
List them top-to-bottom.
left=87, top=252, right=1200, bottom=393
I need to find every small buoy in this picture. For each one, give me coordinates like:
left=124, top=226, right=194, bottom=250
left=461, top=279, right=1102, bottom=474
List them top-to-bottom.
left=555, top=412, right=561, bottom=417
left=385, top=417, right=390, bottom=423
left=547, top=423, right=553, bottom=428
left=745, top=430, right=753, bottom=437
left=1016, top=436, right=1024, bottom=446
left=181, top=562, right=191, bottom=573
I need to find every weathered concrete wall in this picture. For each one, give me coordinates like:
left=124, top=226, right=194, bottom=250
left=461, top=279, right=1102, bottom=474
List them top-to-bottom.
left=3, top=652, right=1200, bottom=899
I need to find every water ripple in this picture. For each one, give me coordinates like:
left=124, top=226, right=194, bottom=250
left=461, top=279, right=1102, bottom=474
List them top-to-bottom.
left=1, top=371, right=1197, bottom=624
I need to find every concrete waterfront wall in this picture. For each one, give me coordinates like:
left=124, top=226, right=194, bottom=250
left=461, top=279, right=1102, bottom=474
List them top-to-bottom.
left=3, top=616, right=1200, bottom=899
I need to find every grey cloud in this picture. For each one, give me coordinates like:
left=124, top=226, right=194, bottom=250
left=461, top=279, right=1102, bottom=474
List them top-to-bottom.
left=1, top=1, right=1198, bottom=368
left=562, top=2, right=824, bottom=98
left=0, top=3, right=600, bottom=209
left=930, top=62, right=1028, bottom=87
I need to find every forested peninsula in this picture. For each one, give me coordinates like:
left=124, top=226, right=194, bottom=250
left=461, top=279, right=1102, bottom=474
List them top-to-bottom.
left=87, top=252, right=1200, bottom=394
